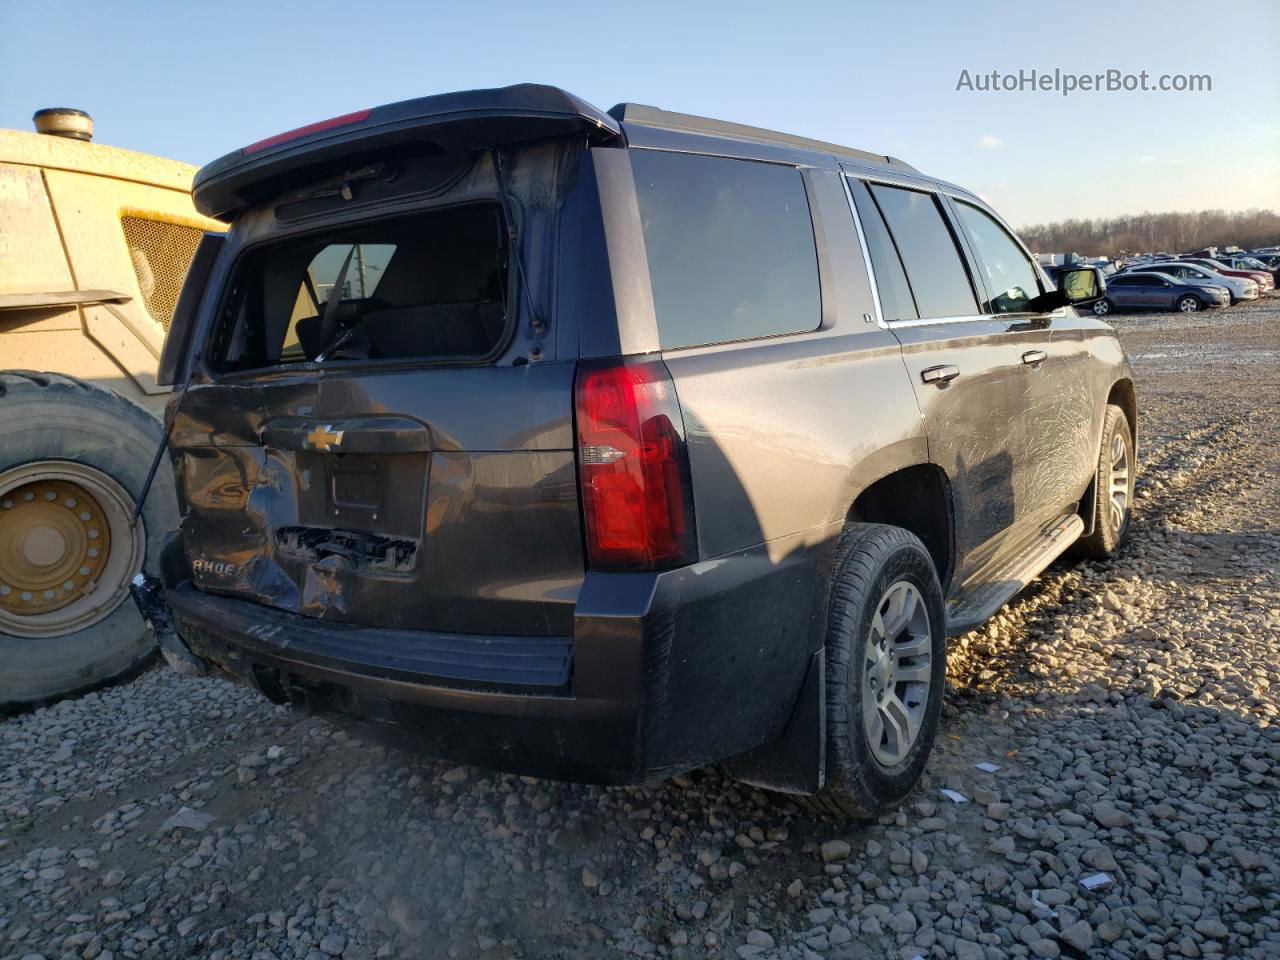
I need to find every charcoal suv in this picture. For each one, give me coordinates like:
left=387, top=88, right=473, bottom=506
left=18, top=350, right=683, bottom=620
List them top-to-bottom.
left=142, top=84, right=1136, bottom=816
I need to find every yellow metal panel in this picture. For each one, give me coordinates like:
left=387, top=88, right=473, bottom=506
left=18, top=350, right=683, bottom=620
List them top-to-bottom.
left=0, top=129, right=207, bottom=195
left=0, top=163, right=74, bottom=293
left=42, top=167, right=221, bottom=355
left=0, top=305, right=81, bottom=335
left=0, top=325, right=165, bottom=413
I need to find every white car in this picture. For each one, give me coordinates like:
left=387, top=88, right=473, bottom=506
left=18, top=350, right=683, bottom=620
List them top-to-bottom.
left=1179, top=257, right=1274, bottom=293
left=1124, top=262, right=1259, bottom=302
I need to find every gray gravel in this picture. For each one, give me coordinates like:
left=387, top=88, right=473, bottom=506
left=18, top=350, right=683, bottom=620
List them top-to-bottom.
left=3, top=297, right=1278, bottom=960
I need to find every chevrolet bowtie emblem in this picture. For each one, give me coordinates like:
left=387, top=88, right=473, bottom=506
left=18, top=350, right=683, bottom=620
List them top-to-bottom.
left=305, top=425, right=344, bottom=452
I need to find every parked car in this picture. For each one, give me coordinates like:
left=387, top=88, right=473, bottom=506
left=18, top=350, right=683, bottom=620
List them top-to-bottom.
left=137, top=84, right=1136, bottom=817
left=1219, top=254, right=1280, bottom=285
left=1176, top=256, right=1274, bottom=292
left=1123, top=262, right=1259, bottom=302
left=1092, top=272, right=1229, bottom=315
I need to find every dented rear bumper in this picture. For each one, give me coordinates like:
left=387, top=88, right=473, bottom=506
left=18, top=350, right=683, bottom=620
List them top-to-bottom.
left=150, top=534, right=829, bottom=787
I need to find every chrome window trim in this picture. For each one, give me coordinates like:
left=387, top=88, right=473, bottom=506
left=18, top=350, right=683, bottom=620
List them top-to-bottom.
left=837, top=168, right=1068, bottom=333
left=838, top=173, right=890, bottom=329
left=886, top=308, right=1066, bottom=330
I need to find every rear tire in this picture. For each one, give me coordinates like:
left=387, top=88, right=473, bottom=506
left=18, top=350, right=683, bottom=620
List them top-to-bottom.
left=1092, top=298, right=1113, bottom=316
left=0, top=372, right=177, bottom=710
left=1070, top=404, right=1133, bottom=560
left=810, top=524, right=946, bottom=819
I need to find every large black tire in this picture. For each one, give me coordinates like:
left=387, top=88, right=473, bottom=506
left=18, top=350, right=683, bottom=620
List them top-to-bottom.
left=0, top=372, right=177, bottom=710
left=1069, top=404, right=1133, bottom=560
left=811, top=524, right=947, bottom=819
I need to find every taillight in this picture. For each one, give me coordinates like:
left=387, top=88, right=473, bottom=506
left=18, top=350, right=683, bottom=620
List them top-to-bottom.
left=574, top=357, right=697, bottom=571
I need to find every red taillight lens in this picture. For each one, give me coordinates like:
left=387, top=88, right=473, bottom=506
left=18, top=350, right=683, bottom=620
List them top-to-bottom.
left=242, top=109, right=373, bottom=155
left=574, top=357, right=697, bottom=571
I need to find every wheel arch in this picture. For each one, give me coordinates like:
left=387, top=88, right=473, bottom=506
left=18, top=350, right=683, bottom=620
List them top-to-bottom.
left=1107, top=377, right=1138, bottom=453
left=846, top=463, right=954, bottom=592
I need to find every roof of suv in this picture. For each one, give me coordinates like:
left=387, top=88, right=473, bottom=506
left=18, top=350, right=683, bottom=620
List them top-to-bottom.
left=193, top=84, right=924, bottom=219
left=607, top=101, right=920, bottom=173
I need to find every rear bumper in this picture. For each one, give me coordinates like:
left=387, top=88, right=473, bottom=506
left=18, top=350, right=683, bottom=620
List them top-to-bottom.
left=161, top=533, right=831, bottom=785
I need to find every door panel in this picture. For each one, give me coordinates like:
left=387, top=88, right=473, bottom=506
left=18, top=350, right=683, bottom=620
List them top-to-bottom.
left=940, top=197, right=1094, bottom=531
left=892, top=320, right=1030, bottom=585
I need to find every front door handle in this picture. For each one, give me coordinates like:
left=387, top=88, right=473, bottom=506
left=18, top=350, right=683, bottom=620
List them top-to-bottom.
left=1022, top=349, right=1048, bottom=366
left=921, top=364, right=960, bottom=384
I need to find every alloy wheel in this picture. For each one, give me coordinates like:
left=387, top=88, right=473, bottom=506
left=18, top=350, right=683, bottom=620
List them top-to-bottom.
left=1108, top=430, right=1131, bottom=533
left=862, top=580, right=933, bottom=767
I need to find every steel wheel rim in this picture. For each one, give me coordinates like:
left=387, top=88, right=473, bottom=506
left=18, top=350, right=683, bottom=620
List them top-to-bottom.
left=1108, top=430, right=1131, bottom=533
left=0, top=462, right=145, bottom=638
left=862, top=580, right=932, bottom=767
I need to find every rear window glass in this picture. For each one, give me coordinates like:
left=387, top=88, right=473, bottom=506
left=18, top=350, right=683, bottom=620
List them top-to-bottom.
left=631, top=151, right=820, bottom=350
left=848, top=178, right=918, bottom=323
left=869, top=185, right=978, bottom=319
left=213, top=204, right=508, bottom=371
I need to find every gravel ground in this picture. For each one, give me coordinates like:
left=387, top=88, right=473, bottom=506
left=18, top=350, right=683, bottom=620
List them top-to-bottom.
left=3, top=297, right=1277, bottom=960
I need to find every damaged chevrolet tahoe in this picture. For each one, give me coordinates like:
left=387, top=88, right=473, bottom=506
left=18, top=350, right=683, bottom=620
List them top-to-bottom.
left=143, top=84, right=1136, bottom=816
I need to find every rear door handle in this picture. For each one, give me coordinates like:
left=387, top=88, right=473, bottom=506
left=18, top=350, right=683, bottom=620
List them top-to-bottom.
left=1022, top=350, right=1048, bottom=366
left=921, top=364, right=960, bottom=384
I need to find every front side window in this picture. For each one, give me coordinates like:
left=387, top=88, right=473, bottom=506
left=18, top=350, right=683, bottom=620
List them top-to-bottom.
left=631, top=150, right=821, bottom=350
left=869, top=185, right=978, bottom=319
left=953, top=201, right=1042, bottom=313
left=214, top=205, right=508, bottom=371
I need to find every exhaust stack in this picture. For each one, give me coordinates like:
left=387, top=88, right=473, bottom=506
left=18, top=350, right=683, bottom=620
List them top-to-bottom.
left=33, top=108, right=93, bottom=142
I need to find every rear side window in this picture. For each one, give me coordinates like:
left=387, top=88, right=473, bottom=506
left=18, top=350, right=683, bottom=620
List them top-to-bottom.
left=631, top=150, right=820, bottom=350
left=847, top=178, right=918, bottom=322
left=869, top=185, right=978, bottom=319
left=952, top=201, right=1042, bottom=313
left=213, top=204, right=508, bottom=371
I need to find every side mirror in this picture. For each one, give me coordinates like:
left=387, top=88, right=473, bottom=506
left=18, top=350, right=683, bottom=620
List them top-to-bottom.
left=157, top=232, right=226, bottom=386
left=1026, top=266, right=1105, bottom=312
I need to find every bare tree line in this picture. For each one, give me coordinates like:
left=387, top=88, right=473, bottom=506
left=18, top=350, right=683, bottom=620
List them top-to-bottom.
left=1018, top=209, right=1280, bottom=258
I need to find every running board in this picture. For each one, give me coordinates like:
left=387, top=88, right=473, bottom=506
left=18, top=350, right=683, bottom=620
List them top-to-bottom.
left=945, top=514, right=1084, bottom=636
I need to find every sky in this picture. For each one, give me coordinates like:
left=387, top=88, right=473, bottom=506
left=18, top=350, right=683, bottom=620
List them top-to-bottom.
left=2, top=0, right=1277, bottom=227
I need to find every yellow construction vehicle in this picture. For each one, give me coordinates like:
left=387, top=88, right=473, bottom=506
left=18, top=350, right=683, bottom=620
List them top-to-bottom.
left=0, top=108, right=223, bottom=708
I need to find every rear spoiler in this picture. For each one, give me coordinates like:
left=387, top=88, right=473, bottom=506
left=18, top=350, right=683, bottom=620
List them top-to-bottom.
left=192, top=83, right=621, bottom=220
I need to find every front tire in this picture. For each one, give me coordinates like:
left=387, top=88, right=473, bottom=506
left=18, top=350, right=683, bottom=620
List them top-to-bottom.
left=1177, top=295, right=1201, bottom=313
left=1092, top=298, right=1113, bottom=317
left=0, top=372, right=177, bottom=710
left=1070, top=404, right=1134, bottom=560
left=813, top=524, right=946, bottom=819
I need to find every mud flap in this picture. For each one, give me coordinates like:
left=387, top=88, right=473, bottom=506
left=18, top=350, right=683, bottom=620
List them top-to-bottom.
left=129, top=574, right=208, bottom=677
left=721, top=648, right=825, bottom=795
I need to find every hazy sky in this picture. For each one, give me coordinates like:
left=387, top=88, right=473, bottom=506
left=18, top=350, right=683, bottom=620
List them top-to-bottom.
left=2, top=0, right=1277, bottom=227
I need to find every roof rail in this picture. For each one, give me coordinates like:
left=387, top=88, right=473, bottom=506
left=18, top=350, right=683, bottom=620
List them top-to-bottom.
left=607, top=102, right=919, bottom=173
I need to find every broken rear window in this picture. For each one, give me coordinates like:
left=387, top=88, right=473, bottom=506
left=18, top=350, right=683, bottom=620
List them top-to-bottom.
left=213, top=204, right=509, bottom=371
